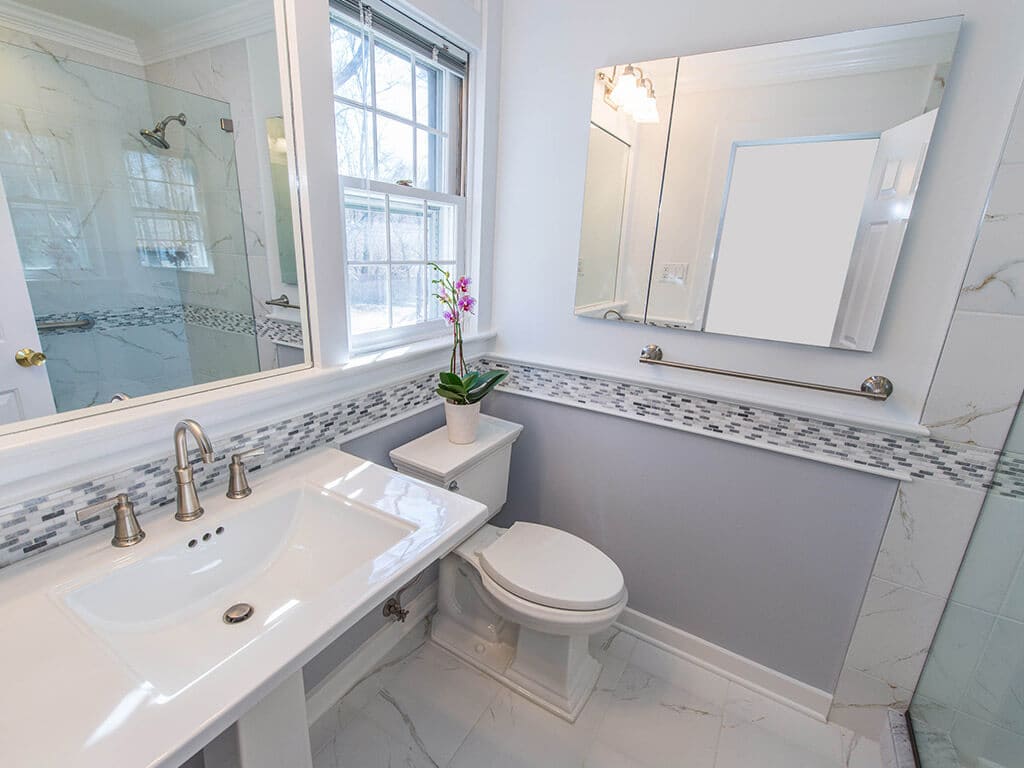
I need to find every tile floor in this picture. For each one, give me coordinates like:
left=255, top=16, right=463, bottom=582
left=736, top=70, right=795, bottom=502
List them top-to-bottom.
left=310, top=621, right=883, bottom=768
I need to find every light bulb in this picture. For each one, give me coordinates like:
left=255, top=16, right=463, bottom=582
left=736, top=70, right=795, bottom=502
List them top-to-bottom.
left=608, top=68, right=641, bottom=111
left=632, top=94, right=659, bottom=124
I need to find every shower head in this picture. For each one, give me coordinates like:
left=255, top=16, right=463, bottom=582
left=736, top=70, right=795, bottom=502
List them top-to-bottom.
left=140, top=112, right=187, bottom=150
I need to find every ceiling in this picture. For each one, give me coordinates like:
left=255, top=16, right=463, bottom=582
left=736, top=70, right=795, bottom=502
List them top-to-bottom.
left=24, top=0, right=267, bottom=41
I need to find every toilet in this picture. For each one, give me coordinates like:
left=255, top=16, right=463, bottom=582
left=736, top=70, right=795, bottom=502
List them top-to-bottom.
left=390, top=415, right=627, bottom=721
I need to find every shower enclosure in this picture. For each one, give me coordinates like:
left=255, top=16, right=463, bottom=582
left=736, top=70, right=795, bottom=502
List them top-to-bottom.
left=0, top=39, right=260, bottom=415
left=909, top=398, right=1024, bottom=767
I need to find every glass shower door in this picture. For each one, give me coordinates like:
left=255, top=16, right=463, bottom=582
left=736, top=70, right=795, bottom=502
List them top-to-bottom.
left=910, top=399, right=1024, bottom=767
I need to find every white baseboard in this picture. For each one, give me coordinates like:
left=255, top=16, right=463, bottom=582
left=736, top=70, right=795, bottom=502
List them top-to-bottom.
left=305, top=583, right=438, bottom=727
left=303, top=593, right=831, bottom=735
left=616, top=607, right=833, bottom=721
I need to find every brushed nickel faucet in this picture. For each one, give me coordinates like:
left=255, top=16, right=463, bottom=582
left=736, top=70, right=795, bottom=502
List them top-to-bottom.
left=173, top=419, right=214, bottom=522
left=226, top=448, right=265, bottom=499
left=76, top=493, right=145, bottom=547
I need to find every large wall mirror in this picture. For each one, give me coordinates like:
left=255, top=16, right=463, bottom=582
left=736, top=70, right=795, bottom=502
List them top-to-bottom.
left=0, top=0, right=307, bottom=430
left=575, top=17, right=962, bottom=351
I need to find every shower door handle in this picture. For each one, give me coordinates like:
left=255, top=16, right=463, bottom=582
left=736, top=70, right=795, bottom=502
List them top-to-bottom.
left=15, top=348, right=46, bottom=367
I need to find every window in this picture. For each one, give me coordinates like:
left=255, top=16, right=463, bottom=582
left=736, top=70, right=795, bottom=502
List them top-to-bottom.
left=330, top=1, right=467, bottom=351
left=0, top=128, right=90, bottom=276
left=124, top=150, right=211, bottom=272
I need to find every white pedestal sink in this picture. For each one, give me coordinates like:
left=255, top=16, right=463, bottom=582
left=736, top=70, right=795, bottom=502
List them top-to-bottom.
left=0, top=448, right=490, bottom=768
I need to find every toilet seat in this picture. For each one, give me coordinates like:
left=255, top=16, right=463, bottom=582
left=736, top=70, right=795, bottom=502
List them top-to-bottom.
left=479, top=522, right=626, bottom=611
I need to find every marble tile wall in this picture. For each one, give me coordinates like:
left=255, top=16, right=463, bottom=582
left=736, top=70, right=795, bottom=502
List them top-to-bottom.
left=144, top=32, right=301, bottom=373
left=830, top=85, right=1024, bottom=740
left=909, top=408, right=1024, bottom=766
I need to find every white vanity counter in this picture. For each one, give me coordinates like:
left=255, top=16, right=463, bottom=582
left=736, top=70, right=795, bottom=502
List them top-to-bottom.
left=0, top=448, right=488, bottom=768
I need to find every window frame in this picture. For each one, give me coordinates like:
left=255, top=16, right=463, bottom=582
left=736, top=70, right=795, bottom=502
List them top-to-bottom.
left=329, top=4, right=469, bottom=354
left=340, top=175, right=466, bottom=352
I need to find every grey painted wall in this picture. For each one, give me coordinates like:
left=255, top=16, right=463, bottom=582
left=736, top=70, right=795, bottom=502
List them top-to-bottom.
left=483, top=392, right=898, bottom=692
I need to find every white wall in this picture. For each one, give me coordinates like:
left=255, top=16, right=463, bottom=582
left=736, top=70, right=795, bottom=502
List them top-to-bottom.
left=491, top=0, right=1024, bottom=431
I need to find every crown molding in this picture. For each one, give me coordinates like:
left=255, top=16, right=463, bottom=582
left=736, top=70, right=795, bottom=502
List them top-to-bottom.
left=0, top=0, right=142, bottom=66
left=0, top=0, right=274, bottom=69
left=136, top=1, right=275, bottom=65
left=674, top=17, right=960, bottom=94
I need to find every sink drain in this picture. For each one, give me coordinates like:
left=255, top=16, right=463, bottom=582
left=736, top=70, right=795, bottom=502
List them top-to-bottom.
left=223, top=602, right=254, bottom=624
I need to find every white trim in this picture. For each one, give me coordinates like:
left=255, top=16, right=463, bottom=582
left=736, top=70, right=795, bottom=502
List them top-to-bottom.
left=0, top=0, right=142, bottom=65
left=136, top=1, right=275, bottom=65
left=672, top=16, right=960, bottom=94
left=0, top=332, right=495, bottom=503
left=489, top=352, right=930, bottom=439
left=306, top=582, right=438, bottom=728
left=616, top=607, right=834, bottom=722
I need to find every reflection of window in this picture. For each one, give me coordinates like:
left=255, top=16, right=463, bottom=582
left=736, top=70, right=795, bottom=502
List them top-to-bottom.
left=330, top=2, right=468, bottom=350
left=0, top=128, right=89, bottom=275
left=124, top=150, right=211, bottom=272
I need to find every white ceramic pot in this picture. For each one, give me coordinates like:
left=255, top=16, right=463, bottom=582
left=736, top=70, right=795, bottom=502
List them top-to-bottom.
left=444, top=400, right=481, bottom=444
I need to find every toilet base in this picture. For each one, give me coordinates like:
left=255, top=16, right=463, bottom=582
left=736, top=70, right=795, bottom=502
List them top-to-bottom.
left=431, top=612, right=601, bottom=722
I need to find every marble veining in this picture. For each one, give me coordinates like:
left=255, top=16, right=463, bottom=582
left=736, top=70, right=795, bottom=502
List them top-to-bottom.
left=310, top=625, right=883, bottom=768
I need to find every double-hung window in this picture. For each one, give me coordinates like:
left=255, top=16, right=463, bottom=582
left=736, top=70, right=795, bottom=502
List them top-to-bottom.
left=330, top=0, right=468, bottom=351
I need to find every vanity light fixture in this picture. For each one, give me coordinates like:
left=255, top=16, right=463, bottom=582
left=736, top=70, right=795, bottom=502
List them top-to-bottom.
left=598, top=65, right=660, bottom=124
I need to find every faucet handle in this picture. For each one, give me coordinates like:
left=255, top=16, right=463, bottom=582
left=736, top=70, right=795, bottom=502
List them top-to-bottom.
left=226, top=447, right=264, bottom=499
left=232, top=447, right=265, bottom=462
left=76, top=493, right=146, bottom=547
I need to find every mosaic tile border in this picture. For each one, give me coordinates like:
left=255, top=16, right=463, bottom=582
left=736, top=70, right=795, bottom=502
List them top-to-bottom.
left=35, top=304, right=305, bottom=346
left=183, top=304, right=257, bottom=335
left=35, top=306, right=185, bottom=334
left=256, top=316, right=305, bottom=347
left=3, top=355, right=1019, bottom=572
left=478, top=358, right=1021, bottom=498
left=0, top=370, right=438, bottom=570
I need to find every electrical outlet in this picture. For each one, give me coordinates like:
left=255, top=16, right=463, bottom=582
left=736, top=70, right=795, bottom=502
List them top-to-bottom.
left=658, top=262, right=689, bottom=284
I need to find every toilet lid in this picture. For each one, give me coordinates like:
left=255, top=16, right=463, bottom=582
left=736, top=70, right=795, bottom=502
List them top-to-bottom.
left=479, top=523, right=625, bottom=611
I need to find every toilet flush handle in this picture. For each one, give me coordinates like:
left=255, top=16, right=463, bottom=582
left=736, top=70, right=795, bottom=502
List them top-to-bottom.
left=447, top=480, right=459, bottom=492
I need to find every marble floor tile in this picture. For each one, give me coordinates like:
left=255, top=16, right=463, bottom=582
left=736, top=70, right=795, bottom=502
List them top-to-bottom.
left=313, top=633, right=884, bottom=768
left=327, top=642, right=501, bottom=768
left=594, top=663, right=724, bottom=767
left=716, top=683, right=843, bottom=768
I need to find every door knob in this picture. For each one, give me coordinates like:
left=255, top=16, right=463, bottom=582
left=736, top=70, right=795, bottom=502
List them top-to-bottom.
left=15, top=348, right=46, bottom=367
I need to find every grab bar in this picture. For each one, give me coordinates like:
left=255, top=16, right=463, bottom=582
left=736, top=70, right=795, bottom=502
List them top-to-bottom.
left=264, top=294, right=299, bottom=309
left=36, top=315, right=95, bottom=332
left=638, top=344, right=893, bottom=401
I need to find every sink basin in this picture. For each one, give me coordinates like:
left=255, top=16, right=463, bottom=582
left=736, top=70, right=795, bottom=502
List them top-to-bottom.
left=0, top=446, right=490, bottom=768
left=57, top=484, right=416, bottom=694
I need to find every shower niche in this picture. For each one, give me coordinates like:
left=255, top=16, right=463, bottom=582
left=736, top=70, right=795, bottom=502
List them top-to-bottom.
left=0, top=0, right=306, bottom=428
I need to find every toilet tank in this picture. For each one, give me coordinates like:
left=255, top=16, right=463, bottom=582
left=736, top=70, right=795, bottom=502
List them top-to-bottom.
left=390, top=415, right=523, bottom=516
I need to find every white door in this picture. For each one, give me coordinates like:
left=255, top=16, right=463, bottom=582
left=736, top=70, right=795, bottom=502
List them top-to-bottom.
left=831, top=110, right=938, bottom=350
left=0, top=174, right=56, bottom=424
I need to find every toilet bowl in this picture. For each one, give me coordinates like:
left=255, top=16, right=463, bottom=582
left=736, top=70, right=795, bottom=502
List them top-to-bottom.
left=390, top=415, right=628, bottom=721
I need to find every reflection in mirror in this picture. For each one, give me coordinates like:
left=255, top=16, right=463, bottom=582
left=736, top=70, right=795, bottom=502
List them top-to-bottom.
left=0, top=0, right=307, bottom=429
left=575, top=17, right=962, bottom=350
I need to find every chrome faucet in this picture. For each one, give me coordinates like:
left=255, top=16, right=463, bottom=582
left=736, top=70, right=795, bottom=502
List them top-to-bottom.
left=173, top=419, right=215, bottom=522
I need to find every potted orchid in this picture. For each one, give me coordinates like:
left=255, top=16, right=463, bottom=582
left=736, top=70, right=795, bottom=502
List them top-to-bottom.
left=431, top=263, right=507, bottom=444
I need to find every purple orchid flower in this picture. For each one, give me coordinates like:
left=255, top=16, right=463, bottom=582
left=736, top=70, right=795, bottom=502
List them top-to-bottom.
left=454, top=276, right=471, bottom=293
left=457, top=294, right=476, bottom=313
left=443, top=309, right=457, bottom=325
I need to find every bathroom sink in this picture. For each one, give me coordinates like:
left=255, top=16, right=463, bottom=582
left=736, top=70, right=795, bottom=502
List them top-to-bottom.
left=0, top=447, right=489, bottom=768
left=58, top=485, right=415, bottom=693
